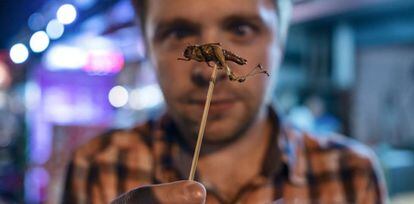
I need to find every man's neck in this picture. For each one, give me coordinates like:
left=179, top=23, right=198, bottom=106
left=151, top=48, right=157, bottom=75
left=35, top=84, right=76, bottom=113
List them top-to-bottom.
left=195, top=107, right=274, bottom=201
left=200, top=107, right=271, bottom=162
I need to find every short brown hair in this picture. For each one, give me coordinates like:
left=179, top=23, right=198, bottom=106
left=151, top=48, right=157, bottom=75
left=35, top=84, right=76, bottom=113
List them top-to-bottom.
left=130, top=0, right=292, bottom=43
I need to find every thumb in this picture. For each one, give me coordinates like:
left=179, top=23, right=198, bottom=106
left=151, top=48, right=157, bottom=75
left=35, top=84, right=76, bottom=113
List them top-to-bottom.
left=111, top=180, right=206, bottom=204
left=153, top=180, right=206, bottom=204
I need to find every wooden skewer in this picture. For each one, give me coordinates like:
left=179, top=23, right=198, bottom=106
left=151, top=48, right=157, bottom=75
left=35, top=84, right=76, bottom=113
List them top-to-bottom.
left=188, top=64, right=218, bottom=181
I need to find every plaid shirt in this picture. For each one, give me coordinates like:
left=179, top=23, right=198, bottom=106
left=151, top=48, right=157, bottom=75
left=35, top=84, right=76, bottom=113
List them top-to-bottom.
left=63, top=109, right=387, bottom=204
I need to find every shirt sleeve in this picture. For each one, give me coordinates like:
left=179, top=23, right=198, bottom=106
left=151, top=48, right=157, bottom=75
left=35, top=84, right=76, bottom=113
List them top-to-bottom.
left=341, top=142, right=388, bottom=204
left=360, top=150, right=388, bottom=204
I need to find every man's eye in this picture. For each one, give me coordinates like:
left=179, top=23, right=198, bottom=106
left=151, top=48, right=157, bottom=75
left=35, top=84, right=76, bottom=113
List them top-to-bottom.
left=227, top=22, right=258, bottom=37
left=231, top=24, right=252, bottom=36
left=164, top=26, right=197, bottom=40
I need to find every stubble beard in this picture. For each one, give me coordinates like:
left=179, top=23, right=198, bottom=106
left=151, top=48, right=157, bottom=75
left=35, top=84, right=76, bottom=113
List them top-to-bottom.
left=171, top=101, right=263, bottom=152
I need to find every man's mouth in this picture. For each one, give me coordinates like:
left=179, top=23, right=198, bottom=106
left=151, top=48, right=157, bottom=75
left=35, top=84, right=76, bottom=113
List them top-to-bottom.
left=187, top=98, right=237, bottom=112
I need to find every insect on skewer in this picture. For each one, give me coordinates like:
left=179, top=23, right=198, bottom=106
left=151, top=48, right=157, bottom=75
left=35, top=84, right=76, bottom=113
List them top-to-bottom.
left=178, top=43, right=269, bottom=181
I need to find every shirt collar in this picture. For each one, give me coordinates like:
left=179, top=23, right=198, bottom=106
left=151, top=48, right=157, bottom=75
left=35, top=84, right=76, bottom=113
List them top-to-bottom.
left=268, top=106, right=308, bottom=186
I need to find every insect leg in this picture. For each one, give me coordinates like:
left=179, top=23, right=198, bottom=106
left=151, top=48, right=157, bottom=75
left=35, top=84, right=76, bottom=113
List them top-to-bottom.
left=212, top=45, right=226, bottom=67
left=223, top=49, right=247, bottom=65
left=224, top=64, right=238, bottom=81
left=226, top=64, right=269, bottom=83
left=239, top=64, right=269, bottom=82
left=250, top=64, right=269, bottom=76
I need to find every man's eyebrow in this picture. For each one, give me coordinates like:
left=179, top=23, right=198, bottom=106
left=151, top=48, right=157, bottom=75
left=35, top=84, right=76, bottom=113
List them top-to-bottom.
left=220, top=14, right=265, bottom=26
left=154, top=18, right=200, bottom=34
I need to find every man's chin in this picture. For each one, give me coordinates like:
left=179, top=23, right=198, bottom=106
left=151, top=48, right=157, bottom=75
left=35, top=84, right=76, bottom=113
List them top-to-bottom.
left=173, top=104, right=253, bottom=144
left=177, top=116, right=240, bottom=145
left=201, top=123, right=243, bottom=145
left=203, top=134, right=240, bottom=145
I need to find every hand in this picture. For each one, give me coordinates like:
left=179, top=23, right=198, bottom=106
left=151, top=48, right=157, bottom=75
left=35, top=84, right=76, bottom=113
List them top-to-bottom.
left=111, top=180, right=206, bottom=204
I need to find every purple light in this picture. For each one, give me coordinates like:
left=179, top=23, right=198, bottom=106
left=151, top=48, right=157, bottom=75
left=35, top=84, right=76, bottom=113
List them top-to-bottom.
left=35, top=69, right=116, bottom=125
left=30, top=111, right=52, bottom=165
left=25, top=167, right=50, bottom=203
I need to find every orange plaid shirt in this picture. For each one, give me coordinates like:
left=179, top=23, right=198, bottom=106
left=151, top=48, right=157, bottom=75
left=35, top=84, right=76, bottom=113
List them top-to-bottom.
left=63, top=109, right=387, bottom=203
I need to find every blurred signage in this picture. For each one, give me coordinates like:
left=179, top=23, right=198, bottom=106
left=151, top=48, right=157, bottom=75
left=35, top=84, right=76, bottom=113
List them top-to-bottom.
left=44, top=45, right=124, bottom=74
left=84, top=49, right=124, bottom=74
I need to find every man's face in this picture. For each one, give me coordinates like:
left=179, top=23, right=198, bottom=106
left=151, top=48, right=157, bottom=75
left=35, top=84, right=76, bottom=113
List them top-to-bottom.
left=145, top=0, right=282, bottom=143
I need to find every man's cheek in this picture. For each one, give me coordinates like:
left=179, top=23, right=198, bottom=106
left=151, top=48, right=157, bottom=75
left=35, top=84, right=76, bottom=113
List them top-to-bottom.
left=158, top=72, right=179, bottom=101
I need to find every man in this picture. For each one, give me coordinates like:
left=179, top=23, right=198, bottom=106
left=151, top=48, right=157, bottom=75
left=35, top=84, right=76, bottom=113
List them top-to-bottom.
left=63, top=0, right=387, bottom=203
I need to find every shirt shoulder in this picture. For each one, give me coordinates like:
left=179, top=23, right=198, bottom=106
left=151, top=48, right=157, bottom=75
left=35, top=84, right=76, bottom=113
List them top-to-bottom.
left=300, top=132, right=387, bottom=203
left=303, top=132, right=378, bottom=171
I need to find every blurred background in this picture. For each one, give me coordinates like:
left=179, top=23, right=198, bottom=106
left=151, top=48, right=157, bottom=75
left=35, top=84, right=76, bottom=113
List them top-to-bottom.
left=0, top=0, right=413, bottom=203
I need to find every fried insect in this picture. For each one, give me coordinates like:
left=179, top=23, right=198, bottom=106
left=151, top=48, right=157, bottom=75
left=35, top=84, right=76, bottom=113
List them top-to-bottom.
left=178, top=43, right=269, bottom=83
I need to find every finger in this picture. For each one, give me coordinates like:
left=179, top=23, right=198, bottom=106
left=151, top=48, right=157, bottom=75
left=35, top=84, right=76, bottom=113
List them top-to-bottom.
left=153, top=180, right=206, bottom=204
left=111, top=181, right=206, bottom=204
left=111, top=184, right=157, bottom=204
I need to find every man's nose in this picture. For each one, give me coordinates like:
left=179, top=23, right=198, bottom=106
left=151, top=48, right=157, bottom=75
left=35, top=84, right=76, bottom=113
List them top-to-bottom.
left=199, top=26, right=221, bottom=45
left=191, top=28, right=227, bottom=86
left=191, top=63, right=226, bottom=87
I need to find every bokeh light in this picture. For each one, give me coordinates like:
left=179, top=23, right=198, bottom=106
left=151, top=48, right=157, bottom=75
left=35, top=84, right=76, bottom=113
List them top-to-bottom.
left=56, top=4, right=77, bottom=25
left=27, top=13, right=46, bottom=31
left=46, top=19, right=64, bottom=40
left=29, top=31, right=50, bottom=53
left=10, top=43, right=29, bottom=64
left=45, top=45, right=87, bottom=70
left=108, top=85, right=128, bottom=108
left=129, top=85, right=164, bottom=110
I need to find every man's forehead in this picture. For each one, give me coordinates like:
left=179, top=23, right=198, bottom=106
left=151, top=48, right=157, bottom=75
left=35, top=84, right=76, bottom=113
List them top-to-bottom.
left=146, top=0, right=275, bottom=24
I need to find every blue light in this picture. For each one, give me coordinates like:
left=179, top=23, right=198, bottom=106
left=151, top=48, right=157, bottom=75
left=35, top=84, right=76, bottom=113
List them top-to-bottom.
left=28, top=13, right=46, bottom=31
left=46, top=19, right=64, bottom=40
